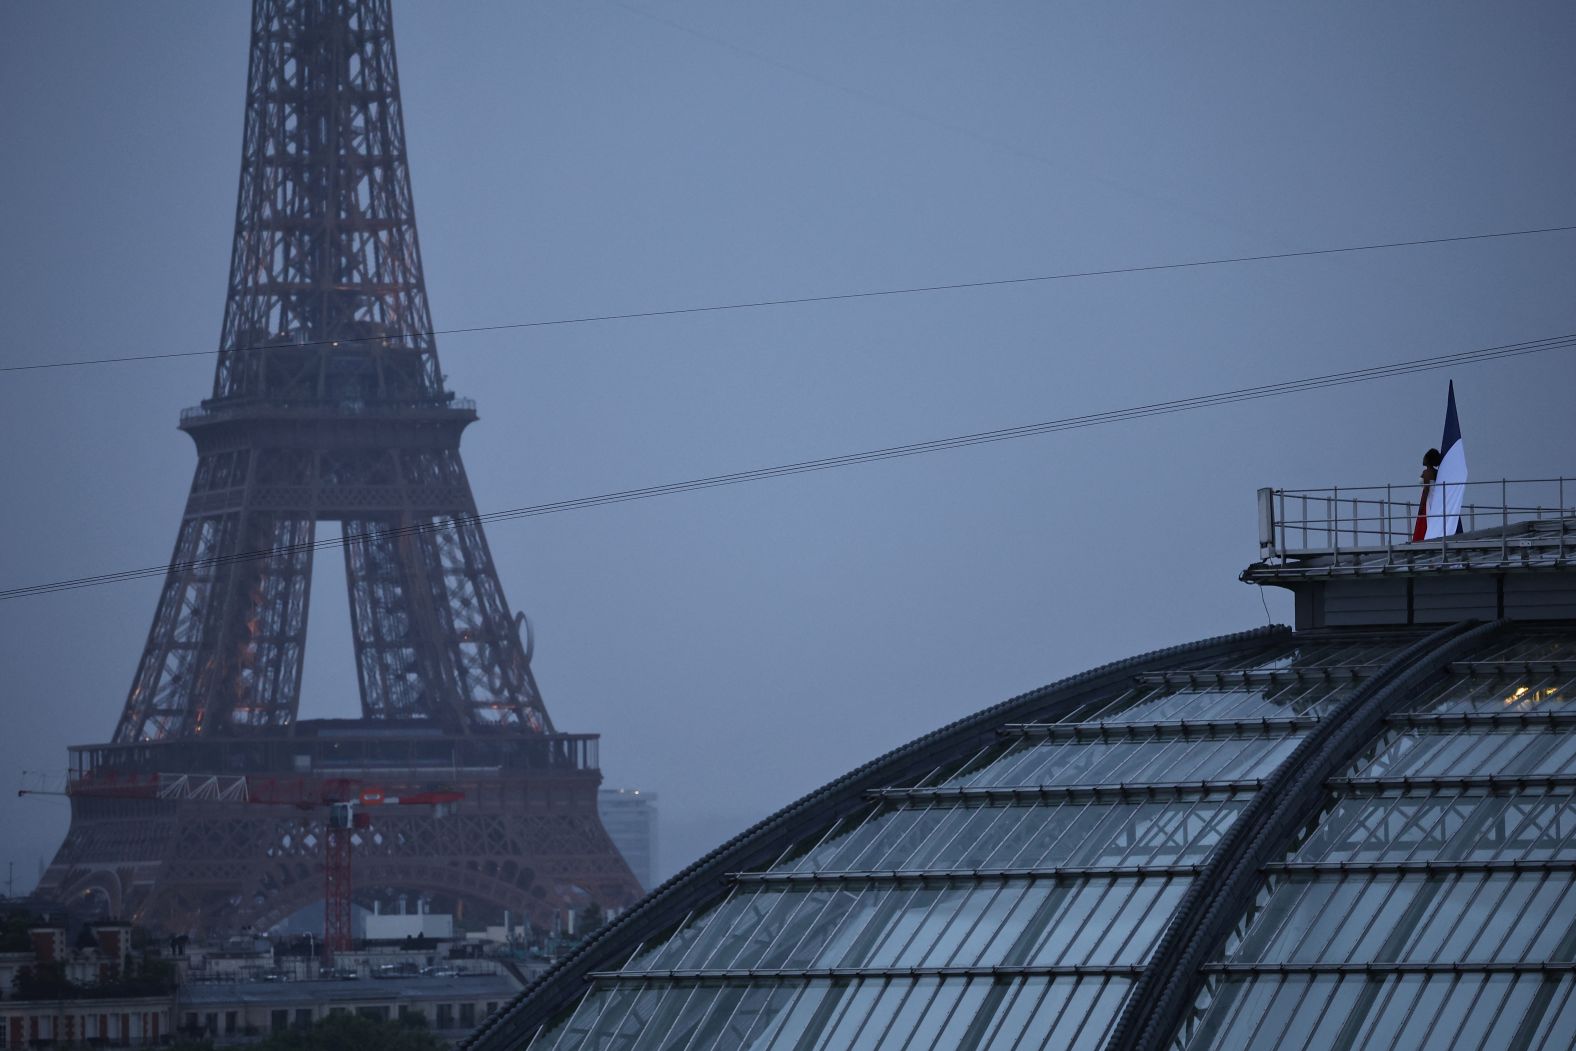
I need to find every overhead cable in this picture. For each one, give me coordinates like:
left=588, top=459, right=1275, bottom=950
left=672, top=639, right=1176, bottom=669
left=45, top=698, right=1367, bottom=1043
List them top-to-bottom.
left=4, top=223, right=1574, bottom=374
left=2, top=330, right=1571, bottom=602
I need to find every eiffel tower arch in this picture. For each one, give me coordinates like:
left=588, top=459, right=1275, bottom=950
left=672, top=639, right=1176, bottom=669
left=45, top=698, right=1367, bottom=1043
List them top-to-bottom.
left=35, top=0, right=642, bottom=937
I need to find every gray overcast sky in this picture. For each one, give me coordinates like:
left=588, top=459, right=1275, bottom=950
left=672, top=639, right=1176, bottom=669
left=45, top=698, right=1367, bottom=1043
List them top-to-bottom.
left=2, top=2, right=1574, bottom=888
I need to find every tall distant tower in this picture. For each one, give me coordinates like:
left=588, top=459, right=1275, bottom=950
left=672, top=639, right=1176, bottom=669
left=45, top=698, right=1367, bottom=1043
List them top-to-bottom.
left=35, top=0, right=641, bottom=937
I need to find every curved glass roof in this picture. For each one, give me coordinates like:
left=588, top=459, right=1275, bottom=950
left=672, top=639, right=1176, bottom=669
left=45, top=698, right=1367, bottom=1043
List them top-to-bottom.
left=466, top=624, right=1576, bottom=1051
left=470, top=629, right=1414, bottom=1050
left=1177, top=629, right=1576, bottom=1051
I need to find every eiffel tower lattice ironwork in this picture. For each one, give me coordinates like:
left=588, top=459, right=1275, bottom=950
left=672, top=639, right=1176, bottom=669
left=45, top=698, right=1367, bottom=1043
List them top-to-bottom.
left=36, top=0, right=642, bottom=937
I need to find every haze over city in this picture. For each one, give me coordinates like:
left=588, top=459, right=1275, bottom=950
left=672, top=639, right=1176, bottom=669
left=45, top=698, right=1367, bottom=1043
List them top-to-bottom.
left=3, top=0, right=1575, bottom=895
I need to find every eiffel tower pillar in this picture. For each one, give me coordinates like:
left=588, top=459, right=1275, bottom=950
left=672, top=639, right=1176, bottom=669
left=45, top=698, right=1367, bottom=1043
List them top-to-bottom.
left=35, top=0, right=642, bottom=936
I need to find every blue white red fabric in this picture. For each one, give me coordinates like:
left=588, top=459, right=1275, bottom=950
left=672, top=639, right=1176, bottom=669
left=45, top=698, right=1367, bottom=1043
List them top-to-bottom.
left=1423, top=382, right=1468, bottom=539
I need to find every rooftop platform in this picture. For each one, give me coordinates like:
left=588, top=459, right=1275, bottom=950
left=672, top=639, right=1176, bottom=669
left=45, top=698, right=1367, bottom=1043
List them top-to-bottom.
left=1245, top=478, right=1575, bottom=628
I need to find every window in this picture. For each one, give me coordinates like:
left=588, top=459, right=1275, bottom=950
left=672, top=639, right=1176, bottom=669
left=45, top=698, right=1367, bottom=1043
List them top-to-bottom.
left=436, top=1003, right=454, bottom=1028
left=460, top=1003, right=476, bottom=1027
left=294, top=1009, right=312, bottom=1028
left=225, top=1010, right=237, bottom=1034
left=271, top=1010, right=288, bottom=1034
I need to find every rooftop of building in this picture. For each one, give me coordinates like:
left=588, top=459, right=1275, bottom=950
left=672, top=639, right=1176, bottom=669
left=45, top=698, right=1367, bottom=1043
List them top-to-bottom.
left=462, top=480, right=1576, bottom=1051
left=181, top=972, right=520, bottom=1007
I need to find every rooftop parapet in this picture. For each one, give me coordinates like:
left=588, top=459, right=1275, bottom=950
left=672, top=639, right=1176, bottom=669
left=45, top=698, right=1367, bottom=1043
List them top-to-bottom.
left=1246, top=478, right=1575, bottom=628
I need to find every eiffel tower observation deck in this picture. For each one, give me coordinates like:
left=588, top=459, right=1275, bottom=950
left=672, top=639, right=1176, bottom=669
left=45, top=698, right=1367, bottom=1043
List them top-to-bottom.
left=35, top=0, right=642, bottom=939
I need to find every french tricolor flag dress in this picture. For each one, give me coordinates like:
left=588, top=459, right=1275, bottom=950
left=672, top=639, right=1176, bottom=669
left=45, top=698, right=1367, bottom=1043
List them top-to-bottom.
left=1422, top=382, right=1468, bottom=539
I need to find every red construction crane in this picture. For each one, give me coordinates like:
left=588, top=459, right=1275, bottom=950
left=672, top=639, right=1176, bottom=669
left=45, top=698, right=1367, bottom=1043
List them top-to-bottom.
left=26, top=771, right=460, bottom=966
left=244, top=779, right=464, bottom=966
left=315, top=786, right=463, bottom=964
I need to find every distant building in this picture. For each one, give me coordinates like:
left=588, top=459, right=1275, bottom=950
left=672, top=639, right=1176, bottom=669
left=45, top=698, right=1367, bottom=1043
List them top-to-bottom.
left=596, top=790, right=659, bottom=891
left=363, top=897, right=455, bottom=942
left=0, top=920, right=172, bottom=1047
left=178, top=973, right=519, bottom=1044
left=2, top=991, right=171, bottom=1048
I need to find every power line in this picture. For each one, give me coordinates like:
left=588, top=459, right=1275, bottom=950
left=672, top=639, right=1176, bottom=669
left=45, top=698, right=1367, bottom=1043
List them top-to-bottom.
left=5, top=224, right=1575, bottom=375
left=3, top=330, right=1571, bottom=602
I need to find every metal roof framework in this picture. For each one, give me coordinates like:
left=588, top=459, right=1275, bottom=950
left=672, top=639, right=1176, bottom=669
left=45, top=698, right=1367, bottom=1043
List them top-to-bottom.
left=463, top=507, right=1576, bottom=1051
left=465, top=625, right=1496, bottom=1050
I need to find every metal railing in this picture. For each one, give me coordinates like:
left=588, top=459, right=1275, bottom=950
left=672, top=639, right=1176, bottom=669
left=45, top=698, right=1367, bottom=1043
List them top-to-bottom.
left=1258, top=477, right=1574, bottom=561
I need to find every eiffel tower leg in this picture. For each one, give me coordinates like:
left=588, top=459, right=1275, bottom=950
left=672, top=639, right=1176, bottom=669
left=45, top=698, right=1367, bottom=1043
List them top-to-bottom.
left=116, top=456, right=315, bottom=743
left=415, top=513, right=552, bottom=732
left=344, top=516, right=453, bottom=725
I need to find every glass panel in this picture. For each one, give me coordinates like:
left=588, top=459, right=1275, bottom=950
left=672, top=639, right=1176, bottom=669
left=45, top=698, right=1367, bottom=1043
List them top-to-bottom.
left=1462, top=634, right=1576, bottom=666
left=1244, top=639, right=1409, bottom=671
left=1412, top=670, right=1575, bottom=715
left=1061, top=678, right=1358, bottom=724
left=1359, top=728, right=1576, bottom=779
left=946, top=735, right=1301, bottom=789
left=1291, top=792, right=1576, bottom=864
left=788, top=797, right=1249, bottom=874
left=849, top=805, right=956, bottom=872
left=1234, top=872, right=1576, bottom=965
left=1238, top=876, right=1343, bottom=963
left=1009, top=877, right=1184, bottom=966
left=627, top=878, right=1168, bottom=971
left=1101, top=878, right=1189, bottom=964
left=1345, top=878, right=1428, bottom=964
left=1524, top=880, right=1576, bottom=960
left=951, top=883, right=1041, bottom=967
left=925, top=884, right=1020, bottom=968
left=682, top=889, right=806, bottom=972
left=1345, top=972, right=1423, bottom=1050
left=1186, top=973, right=1573, bottom=1051
left=1394, top=973, right=1457, bottom=1050
left=1431, top=973, right=1512, bottom=1051
left=1274, top=975, right=1345, bottom=1051
left=1008, top=976, right=1096, bottom=1051
left=1195, top=976, right=1291, bottom=1051
left=1297, top=976, right=1367, bottom=1051
left=1532, top=976, right=1576, bottom=1051
left=870, top=977, right=942, bottom=1049
left=1046, top=977, right=1124, bottom=1051
left=808, top=978, right=884, bottom=1051
left=842, top=978, right=910, bottom=1049
left=898, top=978, right=978, bottom=1050
left=978, top=978, right=1050, bottom=1051
left=1077, top=978, right=1136, bottom=1051
left=933, top=979, right=996, bottom=1048
left=755, top=982, right=828, bottom=1051
left=531, top=984, right=642, bottom=1051
left=677, top=985, right=749, bottom=1051
left=572, top=986, right=679, bottom=1051
left=628, top=986, right=703, bottom=1051
left=649, top=986, right=720, bottom=1051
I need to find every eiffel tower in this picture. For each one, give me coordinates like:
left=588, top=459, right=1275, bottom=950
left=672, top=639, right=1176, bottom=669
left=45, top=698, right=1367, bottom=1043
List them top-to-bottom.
left=35, top=0, right=642, bottom=938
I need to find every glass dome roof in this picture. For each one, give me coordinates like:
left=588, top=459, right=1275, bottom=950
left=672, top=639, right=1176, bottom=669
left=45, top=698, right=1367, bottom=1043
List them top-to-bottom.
left=464, top=491, right=1576, bottom=1051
